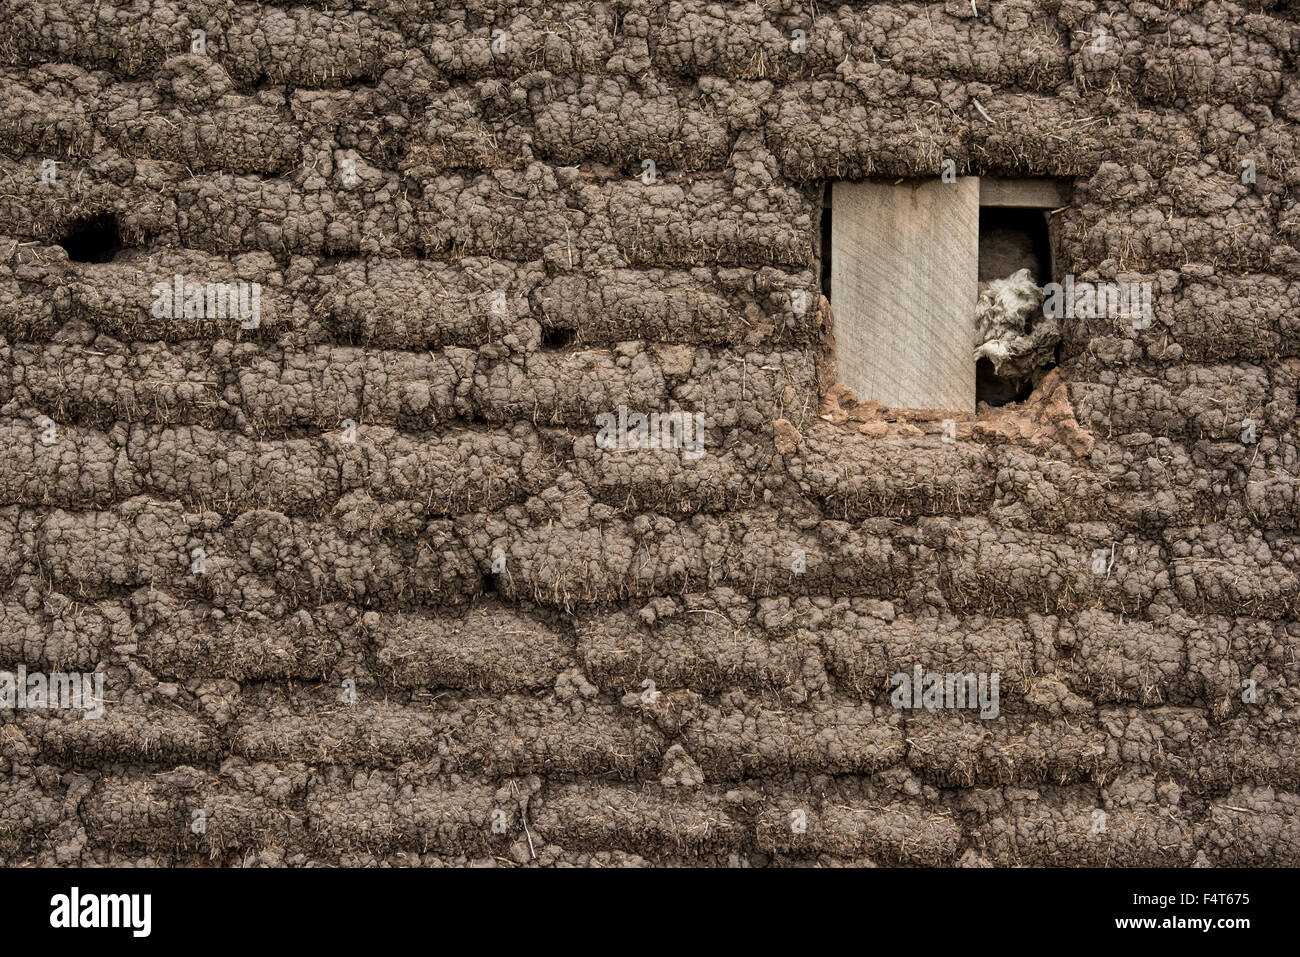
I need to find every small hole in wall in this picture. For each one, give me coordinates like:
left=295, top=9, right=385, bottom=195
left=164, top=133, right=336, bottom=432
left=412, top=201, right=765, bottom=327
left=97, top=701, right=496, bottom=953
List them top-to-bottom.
left=56, top=213, right=122, bottom=263
left=540, top=325, right=575, bottom=349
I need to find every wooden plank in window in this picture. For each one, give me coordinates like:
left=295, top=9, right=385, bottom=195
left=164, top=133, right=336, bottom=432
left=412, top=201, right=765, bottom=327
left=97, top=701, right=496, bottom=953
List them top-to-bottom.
left=831, top=178, right=979, bottom=413
left=979, top=178, right=1066, bottom=209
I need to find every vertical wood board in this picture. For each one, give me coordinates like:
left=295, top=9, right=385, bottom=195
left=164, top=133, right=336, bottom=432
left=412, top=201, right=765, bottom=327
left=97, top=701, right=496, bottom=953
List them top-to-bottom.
left=831, top=178, right=978, bottom=412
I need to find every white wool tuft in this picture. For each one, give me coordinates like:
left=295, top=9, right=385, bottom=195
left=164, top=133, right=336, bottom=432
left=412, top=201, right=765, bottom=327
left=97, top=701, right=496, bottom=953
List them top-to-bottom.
left=974, top=268, right=1060, bottom=383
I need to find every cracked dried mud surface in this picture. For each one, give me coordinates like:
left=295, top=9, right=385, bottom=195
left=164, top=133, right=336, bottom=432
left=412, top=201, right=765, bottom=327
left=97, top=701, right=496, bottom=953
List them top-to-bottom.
left=0, top=0, right=1298, bottom=867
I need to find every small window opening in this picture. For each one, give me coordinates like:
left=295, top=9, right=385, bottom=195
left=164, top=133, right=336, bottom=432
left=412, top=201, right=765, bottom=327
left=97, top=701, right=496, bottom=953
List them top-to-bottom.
left=824, top=178, right=1064, bottom=415
left=57, top=213, right=122, bottom=263
left=540, top=325, right=575, bottom=349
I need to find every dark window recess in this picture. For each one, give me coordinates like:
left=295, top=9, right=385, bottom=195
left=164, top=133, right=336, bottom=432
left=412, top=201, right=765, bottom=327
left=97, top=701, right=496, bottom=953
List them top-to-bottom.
left=820, top=187, right=832, bottom=301
left=976, top=206, right=1056, bottom=407
left=978, top=207, right=1051, bottom=284
left=56, top=213, right=122, bottom=263
left=540, top=325, right=575, bottom=349
left=976, top=357, right=1033, bottom=405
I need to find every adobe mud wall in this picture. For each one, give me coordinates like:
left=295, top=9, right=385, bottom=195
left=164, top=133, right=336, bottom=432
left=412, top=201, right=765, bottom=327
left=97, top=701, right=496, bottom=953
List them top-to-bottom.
left=0, top=0, right=1297, bottom=866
